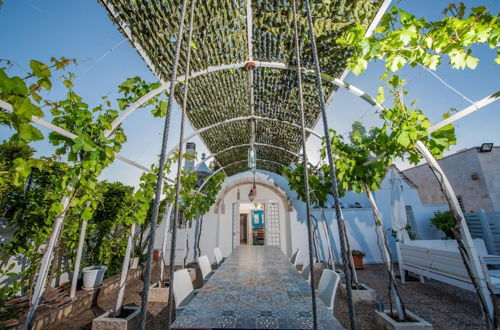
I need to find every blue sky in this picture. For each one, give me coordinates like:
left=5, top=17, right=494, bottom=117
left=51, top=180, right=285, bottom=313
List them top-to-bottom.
left=1, top=0, right=499, bottom=187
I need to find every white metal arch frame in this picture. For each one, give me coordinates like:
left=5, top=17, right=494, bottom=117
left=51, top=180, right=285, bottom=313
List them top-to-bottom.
left=105, top=61, right=387, bottom=137
left=163, top=115, right=322, bottom=162
left=193, top=142, right=318, bottom=172
left=197, top=158, right=288, bottom=192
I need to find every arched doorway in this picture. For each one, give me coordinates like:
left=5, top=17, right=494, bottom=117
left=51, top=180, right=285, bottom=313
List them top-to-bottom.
left=214, top=177, right=294, bottom=256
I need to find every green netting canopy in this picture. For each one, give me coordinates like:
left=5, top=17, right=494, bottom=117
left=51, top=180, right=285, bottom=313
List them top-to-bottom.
left=102, top=0, right=385, bottom=176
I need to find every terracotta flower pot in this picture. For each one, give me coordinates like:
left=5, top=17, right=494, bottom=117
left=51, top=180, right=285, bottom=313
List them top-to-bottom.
left=353, top=255, right=364, bottom=269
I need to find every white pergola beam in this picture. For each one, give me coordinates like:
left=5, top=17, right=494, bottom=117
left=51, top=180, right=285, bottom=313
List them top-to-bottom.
left=108, top=61, right=386, bottom=134
left=428, top=91, right=500, bottom=134
left=0, top=99, right=171, bottom=181
left=164, top=115, right=322, bottom=162
left=193, top=142, right=307, bottom=172
left=197, top=158, right=287, bottom=192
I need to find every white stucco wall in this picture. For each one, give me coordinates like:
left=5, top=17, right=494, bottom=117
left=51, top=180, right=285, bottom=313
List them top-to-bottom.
left=156, top=168, right=449, bottom=267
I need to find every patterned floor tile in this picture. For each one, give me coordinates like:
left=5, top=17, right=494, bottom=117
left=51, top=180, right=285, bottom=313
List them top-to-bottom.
left=171, top=246, right=343, bottom=329
left=215, top=316, right=236, bottom=328
left=256, top=317, right=279, bottom=329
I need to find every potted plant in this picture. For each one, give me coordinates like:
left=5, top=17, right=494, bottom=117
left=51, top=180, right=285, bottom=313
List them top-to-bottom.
left=351, top=250, right=366, bottom=270
left=82, top=265, right=107, bottom=290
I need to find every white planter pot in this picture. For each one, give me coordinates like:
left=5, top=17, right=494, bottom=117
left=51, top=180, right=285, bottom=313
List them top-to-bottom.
left=129, top=257, right=140, bottom=270
left=82, top=266, right=107, bottom=289
left=148, top=283, right=169, bottom=303
left=339, top=283, right=376, bottom=303
left=92, top=306, right=140, bottom=330
left=374, top=309, right=433, bottom=329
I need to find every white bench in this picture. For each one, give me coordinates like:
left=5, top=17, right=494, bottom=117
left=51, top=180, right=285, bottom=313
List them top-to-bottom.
left=398, top=239, right=500, bottom=293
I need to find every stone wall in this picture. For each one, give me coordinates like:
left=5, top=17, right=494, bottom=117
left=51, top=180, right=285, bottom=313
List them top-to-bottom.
left=403, top=147, right=499, bottom=212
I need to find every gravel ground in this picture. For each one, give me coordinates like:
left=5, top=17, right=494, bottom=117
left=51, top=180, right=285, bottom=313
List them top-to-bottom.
left=49, top=263, right=496, bottom=329
left=333, top=264, right=497, bottom=330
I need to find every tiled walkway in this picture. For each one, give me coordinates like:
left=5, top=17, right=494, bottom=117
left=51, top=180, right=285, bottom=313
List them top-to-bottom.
left=172, top=245, right=344, bottom=329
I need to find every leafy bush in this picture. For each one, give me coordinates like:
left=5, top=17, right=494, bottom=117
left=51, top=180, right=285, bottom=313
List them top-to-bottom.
left=85, top=181, right=134, bottom=275
left=430, top=211, right=455, bottom=239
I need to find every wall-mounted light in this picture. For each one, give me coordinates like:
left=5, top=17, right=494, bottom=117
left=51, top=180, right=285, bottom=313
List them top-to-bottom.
left=479, top=143, right=494, bottom=152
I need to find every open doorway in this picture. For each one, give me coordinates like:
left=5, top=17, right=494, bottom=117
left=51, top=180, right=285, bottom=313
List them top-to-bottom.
left=239, top=203, right=265, bottom=246
left=240, top=214, right=248, bottom=244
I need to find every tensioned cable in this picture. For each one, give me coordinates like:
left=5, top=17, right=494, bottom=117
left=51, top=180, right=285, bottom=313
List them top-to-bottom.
left=137, top=0, right=189, bottom=329
left=166, top=0, right=197, bottom=329
left=302, top=0, right=358, bottom=329
left=291, top=1, right=318, bottom=329
left=77, top=38, right=127, bottom=81
left=399, top=53, right=476, bottom=106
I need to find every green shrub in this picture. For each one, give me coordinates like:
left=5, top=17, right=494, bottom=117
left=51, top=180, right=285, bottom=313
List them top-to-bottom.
left=430, top=211, right=455, bottom=239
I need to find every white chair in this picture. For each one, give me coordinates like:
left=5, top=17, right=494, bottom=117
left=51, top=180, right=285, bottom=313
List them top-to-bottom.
left=214, top=247, right=224, bottom=266
left=290, top=249, right=300, bottom=267
left=198, top=255, right=214, bottom=281
left=301, top=262, right=311, bottom=283
left=173, top=269, right=194, bottom=308
left=317, top=269, right=340, bottom=310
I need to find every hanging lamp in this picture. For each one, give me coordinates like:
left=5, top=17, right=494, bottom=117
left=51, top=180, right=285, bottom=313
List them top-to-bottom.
left=248, top=170, right=257, bottom=201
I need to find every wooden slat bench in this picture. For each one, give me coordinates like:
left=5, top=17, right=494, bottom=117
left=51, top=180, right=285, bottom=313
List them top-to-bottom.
left=398, top=239, right=500, bottom=293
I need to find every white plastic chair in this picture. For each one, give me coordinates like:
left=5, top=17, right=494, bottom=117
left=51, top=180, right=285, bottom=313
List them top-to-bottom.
left=214, top=247, right=224, bottom=265
left=290, top=249, right=300, bottom=267
left=198, top=255, right=213, bottom=281
left=301, top=261, right=311, bottom=283
left=173, top=269, right=194, bottom=308
left=317, top=269, right=340, bottom=310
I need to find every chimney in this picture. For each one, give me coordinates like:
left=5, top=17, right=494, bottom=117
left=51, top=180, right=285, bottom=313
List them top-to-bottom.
left=184, top=142, right=196, bottom=170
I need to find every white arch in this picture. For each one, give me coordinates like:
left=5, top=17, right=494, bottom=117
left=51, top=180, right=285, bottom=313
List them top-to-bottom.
left=106, top=61, right=387, bottom=136
left=163, top=115, right=322, bottom=161
left=193, top=142, right=319, bottom=173
left=197, top=158, right=288, bottom=192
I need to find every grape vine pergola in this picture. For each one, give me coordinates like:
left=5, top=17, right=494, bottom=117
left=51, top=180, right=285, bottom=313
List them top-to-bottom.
left=2, top=0, right=499, bottom=329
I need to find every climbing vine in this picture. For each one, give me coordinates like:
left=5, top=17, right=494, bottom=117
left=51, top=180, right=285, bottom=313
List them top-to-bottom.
left=0, top=57, right=169, bottom=312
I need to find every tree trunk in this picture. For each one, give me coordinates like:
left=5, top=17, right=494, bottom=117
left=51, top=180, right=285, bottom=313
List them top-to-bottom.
left=415, top=141, right=497, bottom=328
left=365, top=186, right=405, bottom=321
left=24, top=194, right=72, bottom=330
left=319, top=208, right=335, bottom=270
left=196, top=215, right=204, bottom=258
left=70, top=219, right=88, bottom=298
left=115, top=223, right=135, bottom=316
left=183, top=232, right=189, bottom=268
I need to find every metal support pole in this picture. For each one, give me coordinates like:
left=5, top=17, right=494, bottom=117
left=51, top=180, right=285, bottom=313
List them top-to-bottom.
left=137, top=0, right=189, bottom=328
left=302, top=0, right=357, bottom=328
left=166, top=1, right=196, bottom=329
left=291, top=1, right=317, bottom=327
left=415, top=141, right=496, bottom=329
left=24, top=195, right=71, bottom=329
left=70, top=219, right=88, bottom=299
left=115, top=223, right=136, bottom=316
